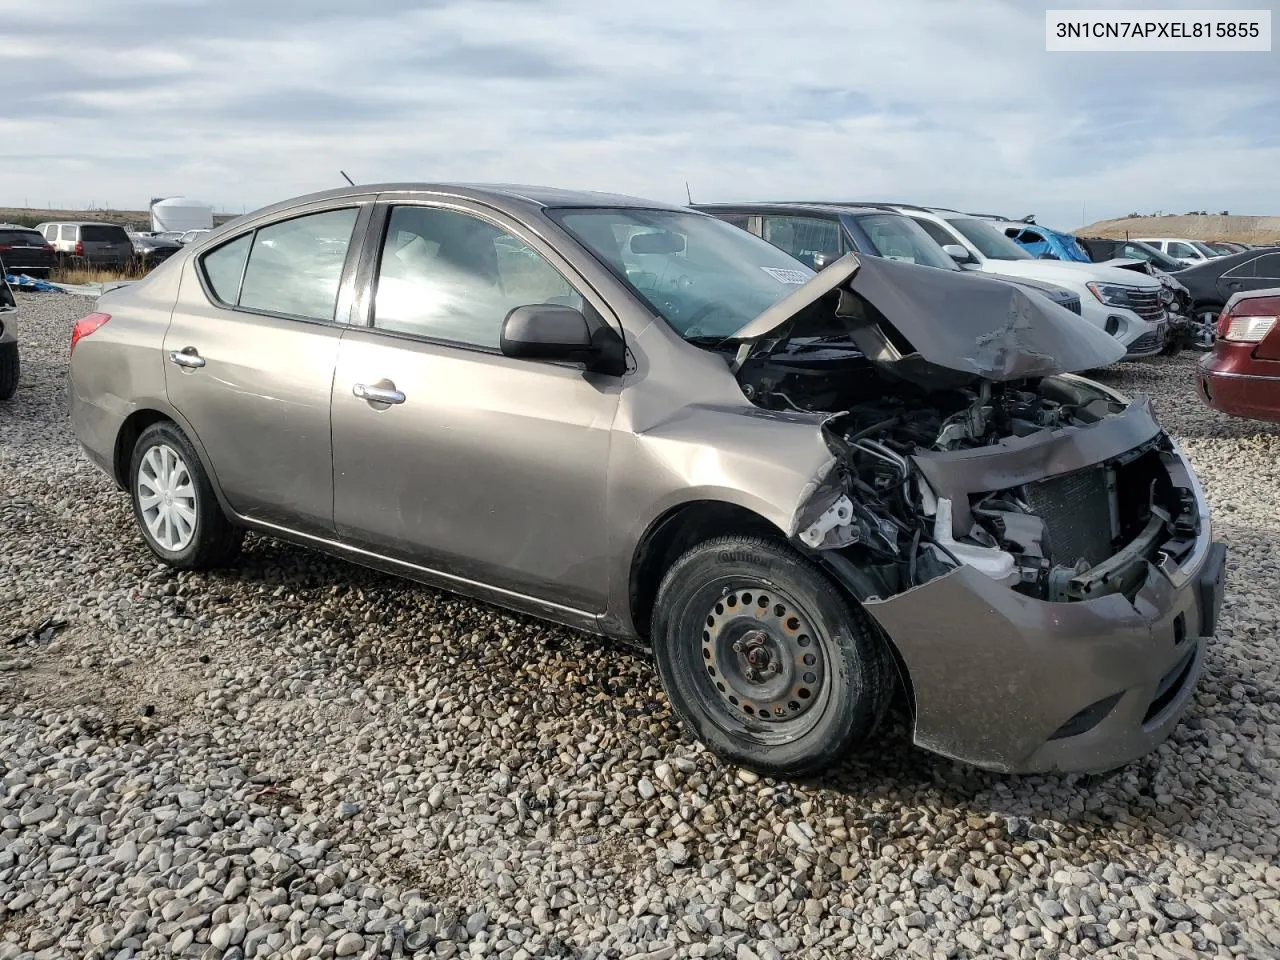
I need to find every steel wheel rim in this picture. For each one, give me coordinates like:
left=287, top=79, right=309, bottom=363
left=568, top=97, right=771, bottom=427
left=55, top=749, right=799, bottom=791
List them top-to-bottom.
left=136, top=443, right=197, bottom=552
left=694, top=582, right=832, bottom=744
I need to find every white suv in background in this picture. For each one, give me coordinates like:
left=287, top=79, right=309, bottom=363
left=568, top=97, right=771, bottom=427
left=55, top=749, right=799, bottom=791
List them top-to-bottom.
left=870, top=205, right=1169, bottom=358
left=1134, top=238, right=1223, bottom=267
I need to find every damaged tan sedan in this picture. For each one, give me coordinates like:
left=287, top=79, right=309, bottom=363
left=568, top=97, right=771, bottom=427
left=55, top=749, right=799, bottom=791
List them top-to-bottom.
left=69, top=184, right=1226, bottom=777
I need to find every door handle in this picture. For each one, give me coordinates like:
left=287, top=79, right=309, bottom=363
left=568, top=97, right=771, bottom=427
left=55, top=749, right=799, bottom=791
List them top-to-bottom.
left=169, top=348, right=206, bottom=369
left=353, top=382, right=406, bottom=405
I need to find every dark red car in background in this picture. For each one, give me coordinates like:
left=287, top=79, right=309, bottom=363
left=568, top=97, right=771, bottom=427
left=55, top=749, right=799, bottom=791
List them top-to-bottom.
left=1198, top=287, right=1280, bottom=422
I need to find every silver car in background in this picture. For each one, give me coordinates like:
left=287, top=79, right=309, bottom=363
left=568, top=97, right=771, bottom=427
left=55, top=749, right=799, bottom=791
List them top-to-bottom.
left=68, top=184, right=1225, bottom=777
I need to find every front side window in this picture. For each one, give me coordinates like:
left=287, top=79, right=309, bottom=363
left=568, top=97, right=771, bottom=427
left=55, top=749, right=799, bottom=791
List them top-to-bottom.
left=373, top=205, right=582, bottom=349
left=235, top=208, right=358, bottom=321
left=553, top=208, right=815, bottom=340
left=853, top=214, right=956, bottom=269
left=761, top=216, right=843, bottom=269
left=911, top=217, right=959, bottom=249
left=944, top=217, right=1033, bottom=260
left=1168, top=242, right=1199, bottom=259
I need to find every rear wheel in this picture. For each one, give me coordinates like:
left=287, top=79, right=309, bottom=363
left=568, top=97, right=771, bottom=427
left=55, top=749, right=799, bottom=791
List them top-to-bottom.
left=129, top=421, right=242, bottom=569
left=652, top=535, right=893, bottom=778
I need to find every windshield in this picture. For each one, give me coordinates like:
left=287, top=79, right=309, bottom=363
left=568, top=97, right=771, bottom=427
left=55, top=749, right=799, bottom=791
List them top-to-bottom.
left=552, top=208, right=815, bottom=340
left=853, top=214, right=958, bottom=270
left=946, top=217, right=1033, bottom=260
left=1121, top=241, right=1183, bottom=272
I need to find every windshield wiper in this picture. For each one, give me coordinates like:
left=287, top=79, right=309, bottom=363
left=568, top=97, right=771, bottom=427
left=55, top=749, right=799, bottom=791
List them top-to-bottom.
left=684, top=334, right=736, bottom=348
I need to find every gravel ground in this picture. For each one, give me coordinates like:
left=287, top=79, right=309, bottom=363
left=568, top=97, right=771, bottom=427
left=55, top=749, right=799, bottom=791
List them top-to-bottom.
left=1, top=292, right=1278, bottom=960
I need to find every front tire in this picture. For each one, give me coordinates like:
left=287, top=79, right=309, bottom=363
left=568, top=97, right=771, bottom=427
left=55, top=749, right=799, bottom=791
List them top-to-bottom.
left=0, top=344, right=18, bottom=401
left=129, top=421, right=242, bottom=569
left=652, top=535, right=893, bottom=778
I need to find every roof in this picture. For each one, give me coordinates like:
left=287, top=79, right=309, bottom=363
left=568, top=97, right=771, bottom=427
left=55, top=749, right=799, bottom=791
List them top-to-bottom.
left=232, top=182, right=689, bottom=228
left=693, top=201, right=894, bottom=217
left=34, top=220, right=127, bottom=227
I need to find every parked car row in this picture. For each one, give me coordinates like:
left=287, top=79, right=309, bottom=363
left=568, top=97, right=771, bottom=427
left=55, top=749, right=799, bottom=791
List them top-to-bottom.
left=67, top=182, right=1228, bottom=779
left=698, top=202, right=1175, bottom=359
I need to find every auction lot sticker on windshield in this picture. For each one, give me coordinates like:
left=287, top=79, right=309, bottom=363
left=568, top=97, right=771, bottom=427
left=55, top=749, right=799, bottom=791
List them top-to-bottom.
left=1046, top=9, right=1271, bottom=51
left=761, top=267, right=813, bottom=284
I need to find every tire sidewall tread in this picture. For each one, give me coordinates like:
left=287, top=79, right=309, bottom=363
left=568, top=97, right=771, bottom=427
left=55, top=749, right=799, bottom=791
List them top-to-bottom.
left=129, top=421, right=242, bottom=570
left=652, top=535, right=892, bottom=778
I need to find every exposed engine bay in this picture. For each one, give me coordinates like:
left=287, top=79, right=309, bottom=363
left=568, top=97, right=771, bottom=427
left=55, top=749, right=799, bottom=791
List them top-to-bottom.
left=738, top=340, right=1201, bottom=604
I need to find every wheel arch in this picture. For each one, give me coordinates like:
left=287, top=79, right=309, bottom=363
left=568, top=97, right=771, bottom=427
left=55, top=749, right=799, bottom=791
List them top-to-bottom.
left=113, top=407, right=233, bottom=514
left=628, top=499, right=786, bottom=640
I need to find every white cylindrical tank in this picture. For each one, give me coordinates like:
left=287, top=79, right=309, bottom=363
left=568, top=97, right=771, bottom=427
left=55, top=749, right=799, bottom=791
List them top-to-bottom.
left=151, top=197, right=214, bottom=233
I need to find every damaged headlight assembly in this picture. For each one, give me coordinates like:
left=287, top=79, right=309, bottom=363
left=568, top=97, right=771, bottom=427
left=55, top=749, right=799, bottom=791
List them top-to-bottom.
left=1086, top=281, right=1147, bottom=309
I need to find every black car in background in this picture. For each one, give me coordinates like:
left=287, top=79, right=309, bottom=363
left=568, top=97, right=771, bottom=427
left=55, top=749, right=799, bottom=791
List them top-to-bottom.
left=694, top=202, right=1085, bottom=315
left=0, top=225, right=57, bottom=276
left=129, top=233, right=183, bottom=267
left=1077, top=237, right=1186, bottom=274
left=1175, top=247, right=1280, bottom=335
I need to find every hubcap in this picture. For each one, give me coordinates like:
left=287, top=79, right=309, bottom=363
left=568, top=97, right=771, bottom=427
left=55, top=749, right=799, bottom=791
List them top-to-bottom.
left=136, top=443, right=197, bottom=552
left=702, top=589, right=826, bottom=724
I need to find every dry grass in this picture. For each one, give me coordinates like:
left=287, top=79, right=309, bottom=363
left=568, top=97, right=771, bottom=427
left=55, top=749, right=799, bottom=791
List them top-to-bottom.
left=1080, top=214, right=1280, bottom=245
left=49, top=261, right=152, bottom=285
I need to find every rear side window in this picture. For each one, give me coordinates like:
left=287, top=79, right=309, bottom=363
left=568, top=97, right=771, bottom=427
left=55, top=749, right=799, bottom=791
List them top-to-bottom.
left=234, top=208, right=358, bottom=321
left=59, top=225, right=77, bottom=241
left=80, top=225, right=129, bottom=243
left=202, top=234, right=253, bottom=304
left=1168, top=242, right=1197, bottom=258
left=1253, top=254, right=1280, bottom=280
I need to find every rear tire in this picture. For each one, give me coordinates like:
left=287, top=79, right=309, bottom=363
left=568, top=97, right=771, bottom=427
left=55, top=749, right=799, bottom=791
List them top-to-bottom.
left=0, top=344, right=18, bottom=401
left=129, top=421, right=242, bottom=569
left=652, top=535, right=893, bottom=778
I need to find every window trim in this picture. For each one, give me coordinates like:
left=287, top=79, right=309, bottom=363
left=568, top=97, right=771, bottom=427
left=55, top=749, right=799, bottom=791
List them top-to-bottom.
left=356, top=197, right=621, bottom=363
left=195, top=202, right=370, bottom=327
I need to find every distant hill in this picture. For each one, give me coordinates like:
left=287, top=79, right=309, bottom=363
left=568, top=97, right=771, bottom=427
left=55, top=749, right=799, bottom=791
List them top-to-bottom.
left=0, top=206, right=238, bottom=229
left=1079, top=214, right=1280, bottom=244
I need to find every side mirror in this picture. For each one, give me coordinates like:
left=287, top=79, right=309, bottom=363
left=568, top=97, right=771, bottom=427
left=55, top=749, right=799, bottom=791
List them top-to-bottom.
left=941, top=243, right=973, bottom=263
left=500, top=304, right=626, bottom=376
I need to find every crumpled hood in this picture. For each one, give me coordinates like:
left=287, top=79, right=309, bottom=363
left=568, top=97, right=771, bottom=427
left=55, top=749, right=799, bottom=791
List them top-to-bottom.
left=729, top=253, right=1126, bottom=385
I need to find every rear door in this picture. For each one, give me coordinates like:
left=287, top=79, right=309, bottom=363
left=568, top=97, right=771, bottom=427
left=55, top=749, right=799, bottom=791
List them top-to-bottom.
left=163, top=200, right=372, bottom=535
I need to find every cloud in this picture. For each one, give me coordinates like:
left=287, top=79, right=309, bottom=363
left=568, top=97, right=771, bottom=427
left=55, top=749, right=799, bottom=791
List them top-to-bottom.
left=0, top=0, right=1275, bottom=227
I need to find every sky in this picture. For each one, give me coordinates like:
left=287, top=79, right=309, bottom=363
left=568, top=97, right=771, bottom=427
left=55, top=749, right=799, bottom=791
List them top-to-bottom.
left=1, top=0, right=1277, bottom=230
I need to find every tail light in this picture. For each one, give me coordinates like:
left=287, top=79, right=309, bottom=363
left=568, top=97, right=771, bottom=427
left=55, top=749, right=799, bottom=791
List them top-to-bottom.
left=75, top=240, right=84, bottom=257
left=42, top=243, right=54, bottom=253
left=0, top=244, right=11, bottom=253
left=1218, top=295, right=1280, bottom=343
left=70, top=313, right=110, bottom=353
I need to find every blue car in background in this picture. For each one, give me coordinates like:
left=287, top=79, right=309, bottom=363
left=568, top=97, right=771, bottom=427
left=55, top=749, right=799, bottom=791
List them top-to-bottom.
left=974, top=216, right=1094, bottom=262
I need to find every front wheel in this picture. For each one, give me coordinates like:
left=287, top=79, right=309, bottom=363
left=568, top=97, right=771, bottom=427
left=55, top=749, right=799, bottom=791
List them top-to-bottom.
left=1192, top=305, right=1222, bottom=350
left=129, top=421, right=243, bottom=569
left=652, top=536, right=893, bottom=778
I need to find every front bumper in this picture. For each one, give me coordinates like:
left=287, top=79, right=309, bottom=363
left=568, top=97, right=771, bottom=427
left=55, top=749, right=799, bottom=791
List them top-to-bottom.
left=1122, top=317, right=1169, bottom=359
left=864, top=411, right=1223, bottom=774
